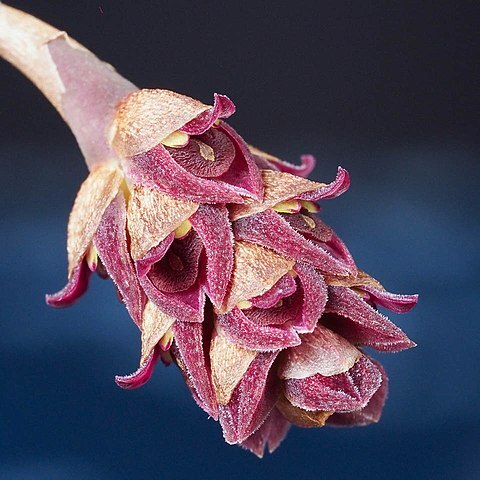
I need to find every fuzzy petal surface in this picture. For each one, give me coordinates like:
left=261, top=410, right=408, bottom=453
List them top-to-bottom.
left=112, top=88, right=211, bottom=158
left=181, top=93, right=236, bottom=135
left=125, top=143, right=244, bottom=204
left=249, top=145, right=316, bottom=177
left=67, top=164, right=123, bottom=275
left=230, top=167, right=349, bottom=220
left=127, top=184, right=198, bottom=260
left=94, top=194, right=144, bottom=326
left=190, top=204, right=234, bottom=307
left=233, top=210, right=352, bottom=276
left=147, top=231, right=203, bottom=293
left=221, top=241, right=295, bottom=313
left=46, top=258, right=90, bottom=307
left=293, top=262, right=328, bottom=333
left=250, top=274, right=297, bottom=309
left=140, top=275, right=205, bottom=323
left=324, top=286, right=415, bottom=352
left=140, top=301, right=176, bottom=364
left=218, top=307, right=301, bottom=351
left=172, top=321, right=218, bottom=418
left=278, top=324, right=361, bottom=379
left=210, top=328, right=257, bottom=405
left=115, top=347, right=160, bottom=389
left=219, top=351, right=279, bottom=444
left=284, top=355, right=382, bottom=412
left=326, top=357, right=388, bottom=427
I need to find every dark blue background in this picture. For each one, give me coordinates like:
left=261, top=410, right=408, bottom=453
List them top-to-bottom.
left=1, top=1, right=479, bottom=478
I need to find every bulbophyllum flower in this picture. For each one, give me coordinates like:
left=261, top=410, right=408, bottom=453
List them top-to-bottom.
left=1, top=4, right=418, bottom=457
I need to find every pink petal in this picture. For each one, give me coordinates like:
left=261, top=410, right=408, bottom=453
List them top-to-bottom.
left=181, top=93, right=236, bottom=135
left=215, top=122, right=264, bottom=200
left=166, top=128, right=235, bottom=178
left=125, top=144, right=244, bottom=204
left=248, top=145, right=315, bottom=177
left=270, top=154, right=316, bottom=177
left=297, top=167, right=350, bottom=201
left=94, top=194, right=144, bottom=326
left=190, top=204, right=234, bottom=307
left=233, top=209, right=353, bottom=276
left=285, top=213, right=356, bottom=270
left=147, top=231, right=203, bottom=293
left=135, top=233, right=174, bottom=278
left=45, top=258, right=91, bottom=307
left=293, top=262, right=328, bottom=333
left=250, top=274, right=297, bottom=309
left=140, top=275, right=205, bottom=323
left=324, top=286, right=415, bottom=352
left=357, top=286, right=419, bottom=314
left=245, top=289, right=302, bottom=326
left=218, top=307, right=301, bottom=352
left=172, top=322, right=218, bottom=418
left=115, top=346, right=160, bottom=389
left=219, top=351, right=279, bottom=444
left=284, top=355, right=382, bottom=412
left=327, top=357, right=389, bottom=427
left=240, top=407, right=291, bottom=457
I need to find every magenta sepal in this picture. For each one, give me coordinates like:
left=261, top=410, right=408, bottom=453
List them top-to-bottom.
left=181, top=93, right=236, bottom=135
left=215, top=122, right=264, bottom=201
left=125, top=144, right=244, bottom=204
left=297, top=166, right=351, bottom=201
left=94, top=194, right=145, bottom=326
left=190, top=204, right=234, bottom=307
left=233, top=209, right=353, bottom=276
left=285, top=213, right=356, bottom=270
left=135, top=232, right=175, bottom=278
left=45, top=258, right=91, bottom=307
left=292, top=262, right=328, bottom=333
left=140, top=274, right=205, bottom=323
left=250, top=274, right=297, bottom=309
left=324, top=286, right=416, bottom=352
left=357, top=286, right=419, bottom=314
left=245, top=292, right=302, bottom=327
left=218, top=307, right=301, bottom=351
left=172, top=321, right=218, bottom=419
left=115, top=346, right=160, bottom=389
left=219, top=351, right=279, bottom=444
left=283, top=355, right=382, bottom=412
left=327, top=357, right=388, bottom=427
left=240, top=407, right=291, bottom=457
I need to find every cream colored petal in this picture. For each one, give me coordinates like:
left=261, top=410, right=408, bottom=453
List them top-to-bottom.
left=111, top=89, right=211, bottom=158
left=67, top=164, right=123, bottom=275
left=230, top=169, right=326, bottom=220
left=127, top=184, right=199, bottom=260
left=220, top=241, right=295, bottom=313
left=324, top=269, right=385, bottom=290
left=140, top=301, right=176, bottom=365
left=278, top=324, right=361, bottom=380
left=210, top=328, right=257, bottom=405
left=276, top=395, right=333, bottom=428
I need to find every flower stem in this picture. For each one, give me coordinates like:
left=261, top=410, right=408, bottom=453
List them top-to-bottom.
left=0, top=3, right=138, bottom=169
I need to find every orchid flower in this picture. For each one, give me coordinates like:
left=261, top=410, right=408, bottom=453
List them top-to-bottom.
left=0, top=4, right=418, bottom=457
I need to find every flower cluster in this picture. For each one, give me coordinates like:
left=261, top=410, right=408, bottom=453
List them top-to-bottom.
left=47, top=89, right=417, bottom=457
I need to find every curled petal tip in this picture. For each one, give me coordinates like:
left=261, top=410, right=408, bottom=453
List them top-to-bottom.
left=45, top=260, right=90, bottom=307
left=115, top=348, right=160, bottom=390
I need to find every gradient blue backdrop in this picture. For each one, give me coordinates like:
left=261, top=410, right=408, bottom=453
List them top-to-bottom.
left=1, top=1, right=479, bottom=479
